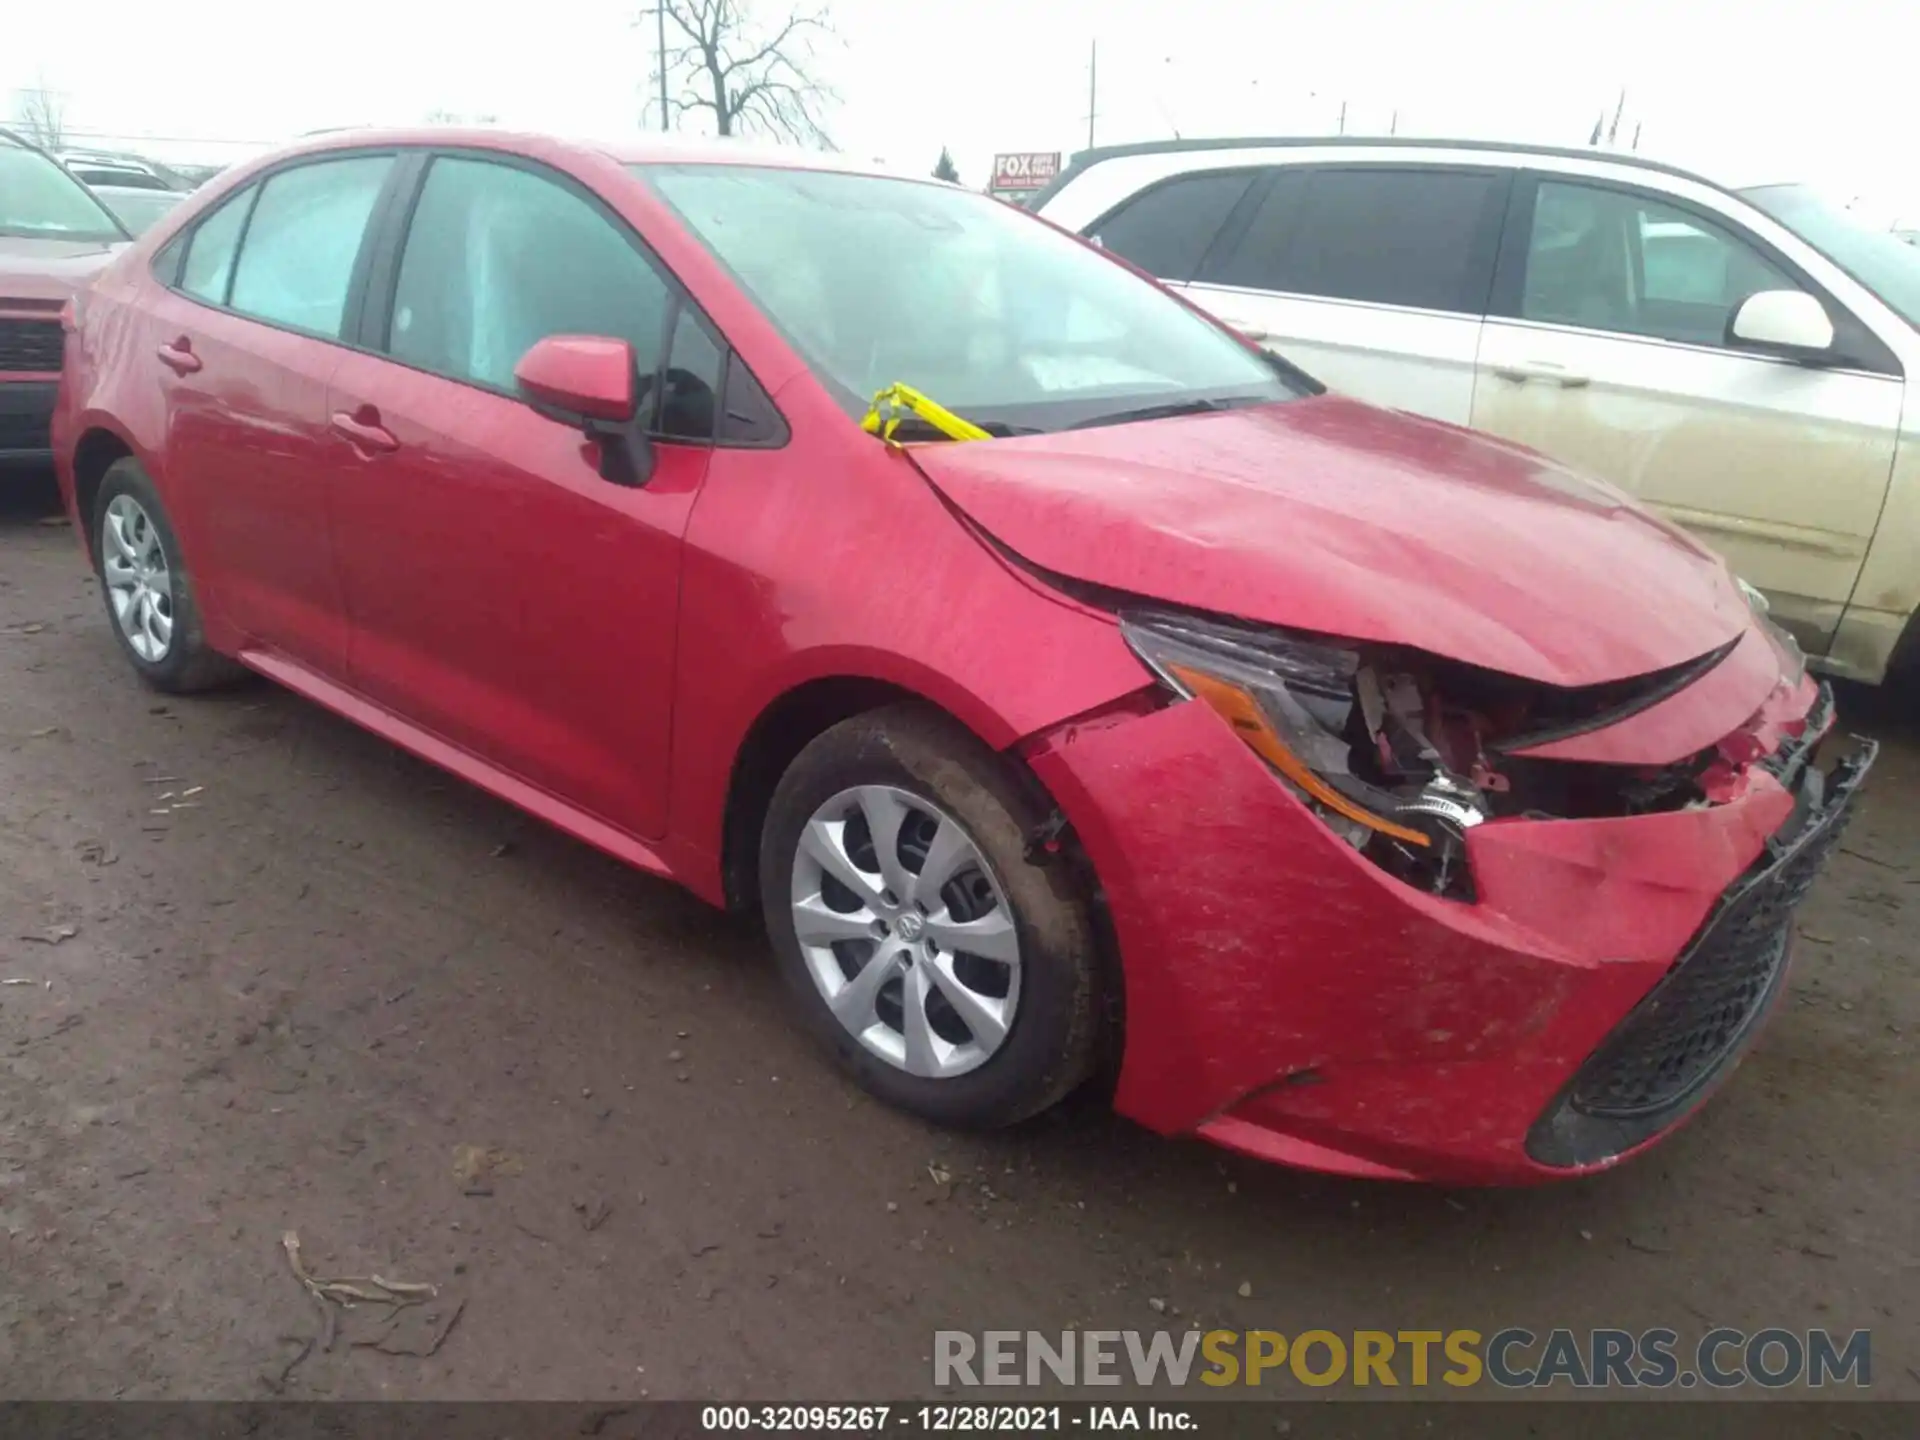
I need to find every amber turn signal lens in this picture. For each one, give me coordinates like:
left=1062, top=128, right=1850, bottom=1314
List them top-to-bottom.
left=1169, top=664, right=1433, bottom=849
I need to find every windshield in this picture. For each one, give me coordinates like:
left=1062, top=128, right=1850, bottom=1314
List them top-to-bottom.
left=0, top=141, right=127, bottom=241
left=640, top=163, right=1305, bottom=433
left=1742, top=183, right=1920, bottom=330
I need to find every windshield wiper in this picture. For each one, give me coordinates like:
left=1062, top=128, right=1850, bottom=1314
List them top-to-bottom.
left=862, top=381, right=1032, bottom=443
left=1067, top=396, right=1256, bottom=430
left=880, top=414, right=1040, bottom=441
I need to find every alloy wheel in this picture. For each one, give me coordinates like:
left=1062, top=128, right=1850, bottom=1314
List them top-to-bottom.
left=100, top=494, right=174, bottom=663
left=789, top=784, right=1022, bottom=1079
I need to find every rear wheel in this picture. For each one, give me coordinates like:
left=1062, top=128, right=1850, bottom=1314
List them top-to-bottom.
left=92, top=459, right=244, bottom=693
left=760, top=705, right=1101, bottom=1128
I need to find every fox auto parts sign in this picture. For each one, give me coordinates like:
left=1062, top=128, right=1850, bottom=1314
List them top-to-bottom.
left=991, top=152, right=1061, bottom=191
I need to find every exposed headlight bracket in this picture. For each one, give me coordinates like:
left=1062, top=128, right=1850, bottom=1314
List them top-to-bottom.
left=1122, top=609, right=1487, bottom=898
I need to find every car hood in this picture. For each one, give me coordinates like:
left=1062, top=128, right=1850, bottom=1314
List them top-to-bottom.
left=0, top=236, right=123, bottom=303
left=908, top=395, right=1751, bottom=688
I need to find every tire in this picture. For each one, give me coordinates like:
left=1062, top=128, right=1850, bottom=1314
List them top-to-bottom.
left=91, top=458, right=245, bottom=693
left=760, top=704, right=1101, bottom=1128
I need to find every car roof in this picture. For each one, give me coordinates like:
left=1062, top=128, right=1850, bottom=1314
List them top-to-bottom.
left=268, top=127, right=930, bottom=185
left=1027, top=134, right=1783, bottom=211
left=60, top=149, right=159, bottom=167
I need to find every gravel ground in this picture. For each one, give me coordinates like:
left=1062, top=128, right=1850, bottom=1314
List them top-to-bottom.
left=1, top=477, right=1913, bottom=1402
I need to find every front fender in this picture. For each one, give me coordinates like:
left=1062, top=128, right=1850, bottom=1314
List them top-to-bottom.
left=661, top=445, right=1151, bottom=903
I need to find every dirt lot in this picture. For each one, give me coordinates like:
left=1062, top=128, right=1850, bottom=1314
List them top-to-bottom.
left=0, top=477, right=1914, bottom=1402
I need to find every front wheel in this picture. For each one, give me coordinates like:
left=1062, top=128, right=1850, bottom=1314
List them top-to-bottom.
left=759, top=705, right=1102, bottom=1129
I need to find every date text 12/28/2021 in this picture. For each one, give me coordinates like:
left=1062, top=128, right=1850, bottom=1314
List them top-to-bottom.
left=700, top=1405, right=1196, bottom=1433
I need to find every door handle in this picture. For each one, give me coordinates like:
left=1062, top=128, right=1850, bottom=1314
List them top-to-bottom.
left=1219, top=315, right=1272, bottom=341
left=156, top=339, right=202, bottom=375
left=1493, top=362, right=1590, bottom=389
left=330, top=408, right=400, bottom=454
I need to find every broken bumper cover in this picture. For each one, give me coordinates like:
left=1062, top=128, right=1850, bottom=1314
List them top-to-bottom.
left=1026, top=683, right=1868, bottom=1186
left=1526, top=730, right=1873, bottom=1168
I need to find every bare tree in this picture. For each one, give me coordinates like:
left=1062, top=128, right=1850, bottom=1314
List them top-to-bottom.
left=652, top=0, right=836, bottom=144
left=14, top=80, right=67, bottom=150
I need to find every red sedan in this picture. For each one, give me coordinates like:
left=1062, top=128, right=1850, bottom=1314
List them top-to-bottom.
left=52, top=130, right=1872, bottom=1184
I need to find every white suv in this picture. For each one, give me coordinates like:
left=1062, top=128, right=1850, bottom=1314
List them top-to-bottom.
left=1034, top=138, right=1920, bottom=685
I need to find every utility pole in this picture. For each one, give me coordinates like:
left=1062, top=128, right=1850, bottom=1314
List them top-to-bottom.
left=658, top=2, right=669, bottom=129
left=639, top=5, right=671, bottom=130
left=1086, top=40, right=1098, bottom=149
left=1337, top=99, right=1347, bottom=135
left=1389, top=108, right=1398, bottom=135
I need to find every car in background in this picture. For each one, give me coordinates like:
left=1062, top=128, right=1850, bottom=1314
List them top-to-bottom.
left=1, top=127, right=127, bottom=469
left=53, top=129, right=1866, bottom=1185
left=1034, top=138, right=1920, bottom=686
left=55, top=148, right=177, bottom=192
left=89, top=184, right=185, bottom=236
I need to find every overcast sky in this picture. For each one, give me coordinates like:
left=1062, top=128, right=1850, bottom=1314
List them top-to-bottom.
left=7, top=0, right=1918, bottom=223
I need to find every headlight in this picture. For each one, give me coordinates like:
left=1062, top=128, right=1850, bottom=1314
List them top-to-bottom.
left=1736, top=576, right=1806, bottom=685
left=1122, top=610, right=1486, bottom=898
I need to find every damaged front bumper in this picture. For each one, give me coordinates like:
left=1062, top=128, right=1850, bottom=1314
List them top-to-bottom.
left=1026, top=676, right=1873, bottom=1185
left=1526, top=719, right=1873, bottom=1168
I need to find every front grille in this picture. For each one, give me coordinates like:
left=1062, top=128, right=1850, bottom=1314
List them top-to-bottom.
left=0, top=318, right=63, bottom=372
left=0, top=409, right=52, bottom=452
left=1527, top=720, right=1875, bottom=1168
left=1569, top=819, right=1838, bottom=1117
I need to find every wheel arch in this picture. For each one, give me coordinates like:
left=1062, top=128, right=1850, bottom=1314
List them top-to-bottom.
left=69, top=425, right=140, bottom=563
left=1883, top=603, right=1920, bottom=685
left=713, top=648, right=1089, bottom=906
left=718, top=673, right=988, bottom=914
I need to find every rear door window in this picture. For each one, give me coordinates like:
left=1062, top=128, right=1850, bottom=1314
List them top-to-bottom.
left=227, top=156, right=394, bottom=338
left=1204, top=166, right=1506, bottom=315
left=1202, top=169, right=1308, bottom=291
left=1086, top=171, right=1254, bottom=283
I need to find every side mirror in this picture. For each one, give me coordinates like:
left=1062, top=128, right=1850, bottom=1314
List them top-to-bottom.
left=1727, top=290, right=1835, bottom=358
left=514, top=335, right=654, bottom=485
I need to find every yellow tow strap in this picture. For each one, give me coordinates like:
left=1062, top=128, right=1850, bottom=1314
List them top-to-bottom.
left=860, top=382, right=992, bottom=445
